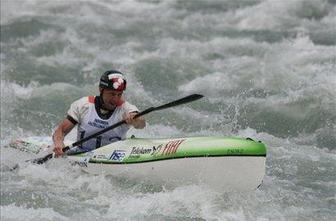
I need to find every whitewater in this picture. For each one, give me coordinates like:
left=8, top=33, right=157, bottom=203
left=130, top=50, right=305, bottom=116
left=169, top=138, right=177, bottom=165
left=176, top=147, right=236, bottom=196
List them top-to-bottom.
left=1, top=0, right=335, bottom=220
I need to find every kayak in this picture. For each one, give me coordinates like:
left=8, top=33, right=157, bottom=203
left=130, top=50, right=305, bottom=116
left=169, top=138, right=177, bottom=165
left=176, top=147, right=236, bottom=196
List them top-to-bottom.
left=8, top=136, right=267, bottom=191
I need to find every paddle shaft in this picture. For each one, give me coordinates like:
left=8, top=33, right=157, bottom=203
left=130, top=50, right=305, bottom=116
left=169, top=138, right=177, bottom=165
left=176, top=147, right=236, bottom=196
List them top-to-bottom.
left=31, top=94, right=203, bottom=164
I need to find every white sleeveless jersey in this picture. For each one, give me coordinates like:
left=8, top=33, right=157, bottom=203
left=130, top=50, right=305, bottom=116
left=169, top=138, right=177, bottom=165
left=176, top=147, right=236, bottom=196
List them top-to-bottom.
left=67, top=96, right=138, bottom=151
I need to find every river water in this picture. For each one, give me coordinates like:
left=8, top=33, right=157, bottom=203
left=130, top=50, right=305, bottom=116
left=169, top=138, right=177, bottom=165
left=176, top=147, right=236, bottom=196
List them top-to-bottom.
left=1, top=0, right=335, bottom=220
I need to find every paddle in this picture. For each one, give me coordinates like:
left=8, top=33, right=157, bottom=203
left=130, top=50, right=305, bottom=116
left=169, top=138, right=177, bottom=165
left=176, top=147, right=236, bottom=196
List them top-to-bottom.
left=29, top=94, right=204, bottom=165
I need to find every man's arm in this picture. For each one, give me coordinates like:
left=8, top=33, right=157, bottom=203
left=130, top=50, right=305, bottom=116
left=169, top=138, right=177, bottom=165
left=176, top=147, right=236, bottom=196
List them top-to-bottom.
left=52, top=118, right=76, bottom=157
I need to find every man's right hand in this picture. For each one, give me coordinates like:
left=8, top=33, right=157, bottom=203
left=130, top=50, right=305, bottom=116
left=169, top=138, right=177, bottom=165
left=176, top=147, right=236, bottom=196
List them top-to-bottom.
left=52, top=118, right=76, bottom=157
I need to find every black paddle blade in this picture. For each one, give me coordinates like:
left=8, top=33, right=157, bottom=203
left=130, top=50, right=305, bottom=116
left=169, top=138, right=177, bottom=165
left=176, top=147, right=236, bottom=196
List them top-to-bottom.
left=155, top=94, right=203, bottom=111
left=28, top=153, right=53, bottom=164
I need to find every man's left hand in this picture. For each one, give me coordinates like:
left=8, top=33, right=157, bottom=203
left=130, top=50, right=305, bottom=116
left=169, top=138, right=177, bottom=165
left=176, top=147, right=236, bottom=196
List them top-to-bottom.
left=123, top=112, right=146, bottom=129
left=124, top=112, right=138, bottom=125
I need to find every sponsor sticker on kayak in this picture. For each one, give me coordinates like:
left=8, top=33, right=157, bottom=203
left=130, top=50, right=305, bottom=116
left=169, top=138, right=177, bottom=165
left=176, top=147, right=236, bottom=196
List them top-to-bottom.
left=128, top=139, right=186, bottom=159
left=160, top=139, right=185, bottom=155
left=227, top=148, right=244, bottom=155
left=109, top=150, right=126, bottom=161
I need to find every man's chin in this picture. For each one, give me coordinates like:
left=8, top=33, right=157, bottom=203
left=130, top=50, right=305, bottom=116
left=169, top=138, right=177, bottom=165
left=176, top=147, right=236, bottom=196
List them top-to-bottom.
left=102, top=104, right=116, bottom=111
left=107, top=104, right=117, bottom=109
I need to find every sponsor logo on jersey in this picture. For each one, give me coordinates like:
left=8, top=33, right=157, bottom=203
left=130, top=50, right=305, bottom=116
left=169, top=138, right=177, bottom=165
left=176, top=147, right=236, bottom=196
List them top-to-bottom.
left=88, top=118, right=109, bottom=129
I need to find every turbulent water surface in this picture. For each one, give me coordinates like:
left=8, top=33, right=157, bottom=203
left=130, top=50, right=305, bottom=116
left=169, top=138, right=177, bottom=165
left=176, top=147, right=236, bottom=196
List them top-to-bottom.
left=1, top=0, right=335, bottom=220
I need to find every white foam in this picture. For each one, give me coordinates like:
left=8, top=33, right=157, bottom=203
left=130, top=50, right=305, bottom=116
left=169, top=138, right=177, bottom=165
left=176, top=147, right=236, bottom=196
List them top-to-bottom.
left=231, top=0, right=330, bottom=31
left=1, top=1, right=335, bottom=220
left=178, top=71, right=233, bottom=96
left=1, top=81, right=36, bottom=99
left=128, top=123, right=182, bottom=138
left=1, top=204, right=69, bottom=221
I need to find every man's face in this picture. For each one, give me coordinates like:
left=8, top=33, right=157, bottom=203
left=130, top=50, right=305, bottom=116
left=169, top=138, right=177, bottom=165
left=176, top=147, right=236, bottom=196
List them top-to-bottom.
left=101, top=88, right=123, bottom=110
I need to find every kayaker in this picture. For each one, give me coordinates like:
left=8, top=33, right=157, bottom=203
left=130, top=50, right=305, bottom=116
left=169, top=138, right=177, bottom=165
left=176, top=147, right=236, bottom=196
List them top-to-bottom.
left=52, top=70, right=146, bottom=157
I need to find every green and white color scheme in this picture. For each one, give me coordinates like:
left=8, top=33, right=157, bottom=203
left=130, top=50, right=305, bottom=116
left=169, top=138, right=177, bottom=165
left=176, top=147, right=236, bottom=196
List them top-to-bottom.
left=9, top=136, right=267, bottom=191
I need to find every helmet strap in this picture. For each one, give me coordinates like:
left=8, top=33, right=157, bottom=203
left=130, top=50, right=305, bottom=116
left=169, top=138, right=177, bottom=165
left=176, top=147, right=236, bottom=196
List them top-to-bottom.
left=99, top=88, right=105, bottom=106
left=99, top=89, right=113, bottom=111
